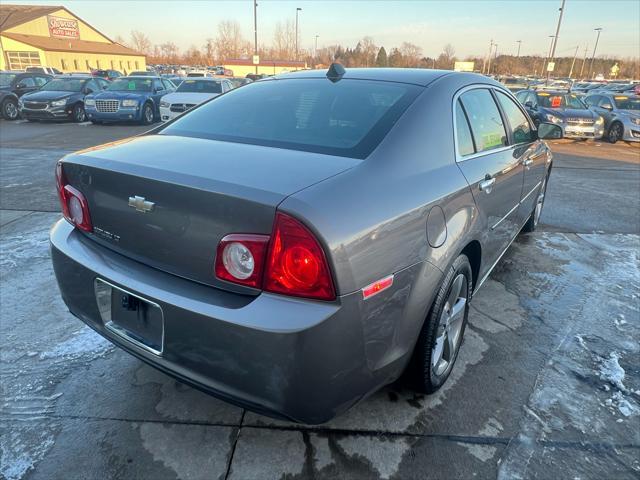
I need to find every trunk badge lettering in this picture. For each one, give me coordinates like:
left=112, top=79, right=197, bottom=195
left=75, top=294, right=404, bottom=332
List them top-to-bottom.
left=128, top=196, right=155, bottom=213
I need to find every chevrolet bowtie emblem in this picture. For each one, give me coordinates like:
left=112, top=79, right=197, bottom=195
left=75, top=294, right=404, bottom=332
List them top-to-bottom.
left=128, top=195, right=155, bottom=213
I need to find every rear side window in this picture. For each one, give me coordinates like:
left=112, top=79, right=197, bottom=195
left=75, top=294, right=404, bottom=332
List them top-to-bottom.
left=160, top=78, right=421, bottom=159
left=459, top=89, right=507, bottom=153
left=495, top=91, right=534, bottom=145
left=455, top=101, right=475, bottom=156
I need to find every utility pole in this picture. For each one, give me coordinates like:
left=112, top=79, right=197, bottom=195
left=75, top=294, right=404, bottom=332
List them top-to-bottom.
left=253, top=0, right=258, bottom=74
left=547, top=0, right=566, bottom=80
left=295, top=7, right=302, bottom=61
left=589, top=27, right=603, bottom=78
left=314, top=35, right=319, bottom=60
left=544, top=35, right=555, bottom=82
left=483, top=38, right=494, bottom=74
left=516, top=40, right=522, bottom=57
left=493, top=44, right=499, bottom=75
left=579, top=44, right=588, bottom=78
left=568, top=45, right=579, bottom=78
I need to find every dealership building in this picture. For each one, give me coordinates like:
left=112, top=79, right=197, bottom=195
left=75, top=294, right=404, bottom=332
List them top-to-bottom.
left=0, top=4, right=145, bottom=73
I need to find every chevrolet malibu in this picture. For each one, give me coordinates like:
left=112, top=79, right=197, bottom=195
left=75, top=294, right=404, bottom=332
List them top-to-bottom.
left=51, top=66, right=562, bottom=424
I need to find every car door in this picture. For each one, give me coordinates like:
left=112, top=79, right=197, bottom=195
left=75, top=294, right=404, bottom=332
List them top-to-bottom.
left=455, top=87, right=525, bottom=270
left=494, top=89, right=548, bottom=226
left=595, top=96, right=616, bottom=127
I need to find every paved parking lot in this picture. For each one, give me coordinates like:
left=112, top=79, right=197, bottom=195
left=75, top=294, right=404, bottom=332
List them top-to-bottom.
left=1, top=120, right=639, bottom=480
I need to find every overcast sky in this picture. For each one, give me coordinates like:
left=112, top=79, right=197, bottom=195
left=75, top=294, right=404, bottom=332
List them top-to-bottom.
left=11, top=0, right=640, bottom=58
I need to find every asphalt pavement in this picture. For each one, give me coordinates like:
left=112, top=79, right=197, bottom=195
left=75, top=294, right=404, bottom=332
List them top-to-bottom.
left=1, top=120, right=639, bottom=480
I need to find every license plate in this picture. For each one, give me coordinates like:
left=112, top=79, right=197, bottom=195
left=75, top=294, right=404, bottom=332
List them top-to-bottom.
left=566, top=125, right=593, bottom=133
left=95, top=279, right=164, bottom=354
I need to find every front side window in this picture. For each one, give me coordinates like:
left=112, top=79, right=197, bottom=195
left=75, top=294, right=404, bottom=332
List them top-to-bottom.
left=0, top=72, right=17, bottom=87
left=17, top=76, right=36, bottom=88
left=34, top=76, right=49, bottom=87
left=107, top=78, right=152, bottom=92
left=160, top=78, right=421, bottom=159
left=153, top=79, right=164, bottom=91
left=459, top=89, right=507, bottom=153
left=496, top=91, right=534, bottom=145
left=515, top=91, right=528, bottom=103
left=583, top=95, right=600, bottom=106
left=612, top=96, right=640, bottom=111
left=455, top=100, right=475, bottom=156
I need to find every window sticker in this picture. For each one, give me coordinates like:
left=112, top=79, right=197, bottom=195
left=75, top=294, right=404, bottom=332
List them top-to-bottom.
left=128, top=81, right=136, bottom=90
left=551, top=96, right=562, bottom=108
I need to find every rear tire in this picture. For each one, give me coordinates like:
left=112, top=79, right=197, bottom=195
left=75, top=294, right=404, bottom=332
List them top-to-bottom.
left=2, top=97, right=19, bottom=120
left=522, top=172, right=549, bottom=233
left=408, top=254, right=472, bottom=393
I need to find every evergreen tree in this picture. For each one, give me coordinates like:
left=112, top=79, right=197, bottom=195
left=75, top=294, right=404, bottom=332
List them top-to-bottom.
left=376, top=46, right=388, bottom=67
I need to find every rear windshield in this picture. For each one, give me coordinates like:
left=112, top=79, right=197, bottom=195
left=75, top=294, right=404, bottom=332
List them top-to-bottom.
left=160, top=78, right=421, bottom=158
left=177, top=79, right=222, bottom=93
left=537, top=92, right=586, bottom=109
left=613, top=96, right=640, bottom=110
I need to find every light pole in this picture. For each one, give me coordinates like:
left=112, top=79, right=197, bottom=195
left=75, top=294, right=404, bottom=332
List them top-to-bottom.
left=253, top=0, right=258, bottom=75
left=547, top=0, right=566, bottom=80
left=295, top=7, right=302, bottom=61
left=589, top=27, right=603, bottom=78
left=544, top=35, right=555, bottom=80
left=483, top=38, right=494, bottom=74
left=516, top=40, right=522, bottom=57
left=493, top=44, right=499, bottom=75
left=579, top=44, right=588, bottom=79
left=568, top=45, right=579, bottom=78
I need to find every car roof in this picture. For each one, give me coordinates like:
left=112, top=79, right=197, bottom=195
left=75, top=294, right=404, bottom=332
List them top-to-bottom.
left=273, top=67, right=456, bottom=87
left=53, top=75, right=91, bottom=79
left=124, top=75, right=159, bottom=79
left=180, top=77, right=223, bottom=82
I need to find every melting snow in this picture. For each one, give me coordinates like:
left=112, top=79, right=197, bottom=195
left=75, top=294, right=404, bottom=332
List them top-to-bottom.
left=599, top=353, right=626, bottom=392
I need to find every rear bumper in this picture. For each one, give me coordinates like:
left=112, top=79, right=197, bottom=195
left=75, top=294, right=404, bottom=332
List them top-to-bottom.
left=50, top=219, right=420, bottom=424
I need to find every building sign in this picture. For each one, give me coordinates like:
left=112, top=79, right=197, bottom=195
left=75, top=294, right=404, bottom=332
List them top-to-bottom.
left=47, top=15, right=79, bottom=39
left=252, top=55, right=260, bottom=65
left=454, top=61, right=475, bottom=72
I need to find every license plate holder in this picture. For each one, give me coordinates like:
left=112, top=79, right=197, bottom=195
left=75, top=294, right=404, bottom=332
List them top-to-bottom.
left=95, top=279, right=164, bottom=355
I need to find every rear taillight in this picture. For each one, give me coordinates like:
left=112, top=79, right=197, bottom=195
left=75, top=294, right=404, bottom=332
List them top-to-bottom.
left=56, top=162, right=92, bottom=232
left=214, top=212, right=336, bottom=301
left=264, top=213, right=335, bottom=301
left=214, top=234, right=269, bottom=288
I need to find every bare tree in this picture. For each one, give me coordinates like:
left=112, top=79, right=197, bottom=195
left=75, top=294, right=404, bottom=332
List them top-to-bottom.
left=215, top=20, right=249, bottom=61
left=272, top=20, right=296, bottom=60
left=130, top=30, right=152, bottom=55
left=114, top=34, right=128, bottom=47
left=359, top=36, right=377, bottom=67
left=204, top=38, right=216, bottom=65
left=160, top=42, right=180, bottom=63
left=399, top=42, right=422, bottom=67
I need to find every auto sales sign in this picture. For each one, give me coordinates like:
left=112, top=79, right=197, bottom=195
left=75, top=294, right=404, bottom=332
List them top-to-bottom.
left=47, top=15, right=80, bottom=39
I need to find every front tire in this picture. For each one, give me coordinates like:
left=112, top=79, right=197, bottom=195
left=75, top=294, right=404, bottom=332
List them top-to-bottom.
left=2, top=97, right=19, bottom=120
left=140, top=102, right=154, bottom=125
left=72, top=103, right=86, bottom=123
left=607, top=122, right=623, bottom=144
left=408, top=254, right=472, bottom=393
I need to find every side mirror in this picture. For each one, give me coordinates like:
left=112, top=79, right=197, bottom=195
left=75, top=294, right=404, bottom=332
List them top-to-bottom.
left=16, top=82, right=28, bottom=89
left=84, top=88, right=94, bottom=94
left=524, top=101, right=533, bottom=108
left=601, top=103, right=613, bottom=111
left=537, top=122, right=563, bottom=140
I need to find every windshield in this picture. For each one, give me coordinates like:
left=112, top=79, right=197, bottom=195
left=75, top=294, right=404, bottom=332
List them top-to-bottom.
left=0, top=72, right=17, bottom=87
left=41, top=78, right=84, bottom=92
left=107, top=78, right=152, bottom=92
left=160, top=78, right=421, bottom=159
left=177, top=80, right=222, bottom=93
left=537, top=93, right=586, bottom=109
left=613, top=96, right=640, bottom=111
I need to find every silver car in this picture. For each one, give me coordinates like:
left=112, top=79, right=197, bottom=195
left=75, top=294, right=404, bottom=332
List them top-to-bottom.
left=50, top=66, right=561, bottom=424
left=584, top=93, right=640, bottom=143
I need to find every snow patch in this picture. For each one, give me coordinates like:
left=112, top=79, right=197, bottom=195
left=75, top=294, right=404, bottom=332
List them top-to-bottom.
left=39, top=327, right=112, bottom=361
left=598, top=352, right=626, bottom=392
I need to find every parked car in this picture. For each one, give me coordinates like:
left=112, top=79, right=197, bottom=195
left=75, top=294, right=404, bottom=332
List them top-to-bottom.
left=26, top=66, right=62, bottom=75
left=50, top=66, right=562, bottom=424
left=92, top=69, right=123, bottom=81
left=186, top=70, right=213, bottom=78
left=0, top=71, right=51, bottom=120
left=128, top=71, right=154, bottom=76
left=161, top=74, right=185, bottom=86
left=19, top=75, right=109, bottom=122
left=84, top=76, right=176, bottom=125
left=498, top=76, right=529, bottom=92
left=228, top=77, right=253, bottom=89
left=159, top=78, right=233, bottom=121
left=516, top=89, right=604, bottom=140
left=584, top=93, right=640, bottom=143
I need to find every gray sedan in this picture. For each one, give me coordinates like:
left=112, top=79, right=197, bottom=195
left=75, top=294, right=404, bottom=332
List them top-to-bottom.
left=50, top=65, right=561, bottom=424
left=584, top=93, right=640, bottom=143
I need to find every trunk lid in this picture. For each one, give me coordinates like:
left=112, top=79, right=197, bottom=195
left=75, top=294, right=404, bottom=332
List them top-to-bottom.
left=62, top=134, right=358, bottom=291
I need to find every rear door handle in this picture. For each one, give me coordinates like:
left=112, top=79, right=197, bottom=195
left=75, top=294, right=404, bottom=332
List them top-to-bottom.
left=523, top=158, right=534, bottom=168
left=479, top=176, right=496, bottom=193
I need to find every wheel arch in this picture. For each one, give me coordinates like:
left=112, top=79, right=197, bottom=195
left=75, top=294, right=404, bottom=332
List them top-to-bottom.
left=460, top=240, right=482, bottom=293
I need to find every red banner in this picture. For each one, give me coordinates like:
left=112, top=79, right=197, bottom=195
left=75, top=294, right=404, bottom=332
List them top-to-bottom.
left=47, top=15, right=79, bottom=39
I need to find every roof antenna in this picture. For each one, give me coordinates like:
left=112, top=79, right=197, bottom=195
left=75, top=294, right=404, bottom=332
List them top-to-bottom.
left=326, top=62, right=345, bottom=83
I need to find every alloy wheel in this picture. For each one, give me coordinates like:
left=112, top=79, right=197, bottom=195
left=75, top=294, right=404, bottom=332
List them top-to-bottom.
left=4, top=101, right=18, bottom=119
left=145, top=105, right=154, bottom=123
left=75, top=106, right=86, bottom=122
left=608, top=124, right=622, bottom=143
left=431, top=273, right=468, bottom=376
